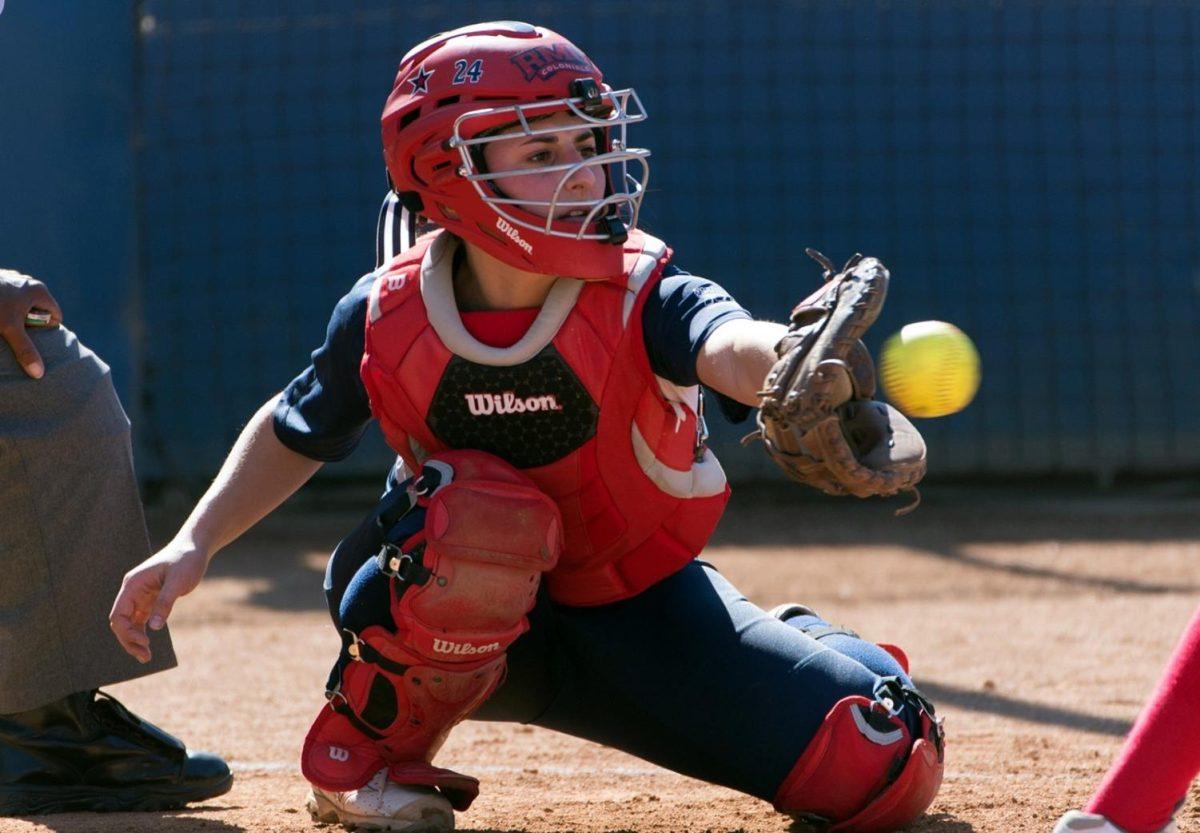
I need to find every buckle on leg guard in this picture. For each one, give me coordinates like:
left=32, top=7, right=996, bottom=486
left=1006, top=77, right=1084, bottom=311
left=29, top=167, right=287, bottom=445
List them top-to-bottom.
left=376, top=543, right=434, bottom=585
left=339, top=628, right=412, bottom=677
left=343, top=630, right=365, bottom=662
left=872, top=678, right=905, bottom=719
left=324, top=682, right=360, bottom=720
left=325, top=684, right=347, bottom=707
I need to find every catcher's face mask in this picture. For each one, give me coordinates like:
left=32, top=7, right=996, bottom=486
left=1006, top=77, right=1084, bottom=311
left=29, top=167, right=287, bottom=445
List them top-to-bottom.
left=449, top=87, right=650, bottom=247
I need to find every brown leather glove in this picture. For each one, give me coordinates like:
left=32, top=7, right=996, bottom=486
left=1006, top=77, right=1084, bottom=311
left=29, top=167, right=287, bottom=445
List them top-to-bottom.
left=752, top=250, right=927, bottom=512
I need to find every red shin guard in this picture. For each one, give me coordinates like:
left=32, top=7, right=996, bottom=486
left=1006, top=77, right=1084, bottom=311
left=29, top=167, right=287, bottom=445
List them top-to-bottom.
left=302, top=451, right=562, bottom=810
left=774, top=682, right=944, bottom=832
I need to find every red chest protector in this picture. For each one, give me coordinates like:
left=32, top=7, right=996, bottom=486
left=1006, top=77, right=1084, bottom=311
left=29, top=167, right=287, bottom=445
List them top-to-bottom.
left=361, top=230, right=730, bottom=606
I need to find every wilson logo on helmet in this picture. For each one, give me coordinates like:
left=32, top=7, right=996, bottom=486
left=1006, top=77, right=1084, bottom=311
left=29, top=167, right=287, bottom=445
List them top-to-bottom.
left=509, top=43, right=592, bottom=81
left=495, top=217, right=534, bottom=254
left=465, top=392, right=562, bottom=416
left=431, top=638, right=502, bottom=656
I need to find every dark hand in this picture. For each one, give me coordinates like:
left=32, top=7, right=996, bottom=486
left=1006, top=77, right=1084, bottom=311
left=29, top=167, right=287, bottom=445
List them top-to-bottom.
left=0, top=268, right=63, bottom=379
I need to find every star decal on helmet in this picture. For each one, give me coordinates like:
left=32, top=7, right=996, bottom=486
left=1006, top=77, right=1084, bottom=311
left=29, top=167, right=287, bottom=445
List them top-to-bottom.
left=408, top=66, right=434, bottom=95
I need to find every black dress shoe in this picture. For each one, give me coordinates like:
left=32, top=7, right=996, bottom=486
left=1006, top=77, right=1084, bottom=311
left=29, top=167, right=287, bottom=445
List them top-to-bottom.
left=0, top=689, right=232, bottom=815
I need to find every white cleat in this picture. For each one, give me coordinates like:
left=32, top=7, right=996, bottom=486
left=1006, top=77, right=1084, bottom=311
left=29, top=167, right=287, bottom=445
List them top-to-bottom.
left=306, top=768, right=454, bottom=832
left=1052, top=810, right=1178, bottom=833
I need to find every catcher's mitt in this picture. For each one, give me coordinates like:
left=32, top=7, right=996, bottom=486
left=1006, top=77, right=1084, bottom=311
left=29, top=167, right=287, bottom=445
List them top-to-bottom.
left=751, top=249, right=926, bottom=513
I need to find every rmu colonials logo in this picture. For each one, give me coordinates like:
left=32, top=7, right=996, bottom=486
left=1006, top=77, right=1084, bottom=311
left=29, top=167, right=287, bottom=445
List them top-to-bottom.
left=510, top=43, right=593, bottom=81
left=465, top=391, right=563, bottom=416
left=432, top=638, right=502, bottom=656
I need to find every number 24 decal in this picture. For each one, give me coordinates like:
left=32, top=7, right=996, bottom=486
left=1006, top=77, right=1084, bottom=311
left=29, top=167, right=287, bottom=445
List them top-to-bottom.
left=452, top=59, right=484, bottom=85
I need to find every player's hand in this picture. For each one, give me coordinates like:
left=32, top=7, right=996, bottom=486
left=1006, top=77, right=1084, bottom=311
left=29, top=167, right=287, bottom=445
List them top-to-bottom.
left=0, top=268, right=63, bottom=379
left=109, top=541, right=211, bottom=663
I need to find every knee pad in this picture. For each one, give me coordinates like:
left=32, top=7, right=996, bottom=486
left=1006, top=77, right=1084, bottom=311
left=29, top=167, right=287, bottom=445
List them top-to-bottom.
left=302, top=451, right=562, bottom=809
left=774, top=678, right=944, bottom=832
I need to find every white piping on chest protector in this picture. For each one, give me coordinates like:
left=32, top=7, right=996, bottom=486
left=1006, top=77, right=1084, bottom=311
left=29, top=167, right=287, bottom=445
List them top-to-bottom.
left=420, top=235, right=582, bottom=366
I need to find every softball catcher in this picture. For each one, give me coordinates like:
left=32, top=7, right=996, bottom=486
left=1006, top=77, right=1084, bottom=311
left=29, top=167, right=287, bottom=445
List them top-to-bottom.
left=111, top=21, right=942, bottom=833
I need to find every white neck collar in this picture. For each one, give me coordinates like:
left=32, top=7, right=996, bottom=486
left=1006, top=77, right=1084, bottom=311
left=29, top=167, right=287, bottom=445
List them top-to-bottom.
left=419, top=234, right=584, bottom=366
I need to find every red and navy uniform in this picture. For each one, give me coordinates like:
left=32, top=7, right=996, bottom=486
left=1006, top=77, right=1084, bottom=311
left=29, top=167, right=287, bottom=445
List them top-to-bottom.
left=273, top=233, right=916, bottom=804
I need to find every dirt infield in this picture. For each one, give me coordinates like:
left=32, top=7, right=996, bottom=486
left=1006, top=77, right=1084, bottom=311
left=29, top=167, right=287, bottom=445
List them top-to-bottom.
left=7, top=483, right=1200, bottom=833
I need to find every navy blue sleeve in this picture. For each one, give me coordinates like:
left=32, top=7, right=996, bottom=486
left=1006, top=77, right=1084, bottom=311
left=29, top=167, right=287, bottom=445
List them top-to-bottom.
left=642, top=265, right=755, bottom=423
left=273, top=274, right=375, bottom=461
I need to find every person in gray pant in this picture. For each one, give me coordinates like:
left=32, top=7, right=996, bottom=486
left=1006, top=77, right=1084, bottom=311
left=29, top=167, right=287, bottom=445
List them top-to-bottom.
left=0, top=268, right=231, bottom=814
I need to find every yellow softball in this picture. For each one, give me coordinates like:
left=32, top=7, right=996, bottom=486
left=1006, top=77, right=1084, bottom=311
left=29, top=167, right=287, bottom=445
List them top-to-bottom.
left=879, top=321, right=980, bottom=418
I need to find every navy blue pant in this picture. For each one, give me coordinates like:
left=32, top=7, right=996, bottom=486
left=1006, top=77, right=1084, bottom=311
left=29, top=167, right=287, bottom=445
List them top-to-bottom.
left=324, top=490, right=913, bottom=803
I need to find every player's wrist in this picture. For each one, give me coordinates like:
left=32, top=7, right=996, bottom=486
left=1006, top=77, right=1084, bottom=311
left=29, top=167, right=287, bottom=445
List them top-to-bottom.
left=171, top=526, right=217, bottom=564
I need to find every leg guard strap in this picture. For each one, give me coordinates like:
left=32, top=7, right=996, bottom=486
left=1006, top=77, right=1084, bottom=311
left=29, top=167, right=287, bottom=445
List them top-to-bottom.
left=774, top=679, right=944, bottom=832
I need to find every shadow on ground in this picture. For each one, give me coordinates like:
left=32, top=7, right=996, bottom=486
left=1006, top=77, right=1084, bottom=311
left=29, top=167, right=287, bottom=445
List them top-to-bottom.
left=146, top=481, right=1200, bottom=614
left=714, top=482, right=1200, bottom=547
left=715, top=482, right=1200, bottom=596
left=147, top=494, right=349, bottom=613
left=903, top=540, right=1194, bottom=595
left=917, top=681, right=1132, bottom=737
left=26, top=808, right=245, bottom=833
left=785, top=809, right=975, bottom=832
left=909, top=812, right=978, bottom=832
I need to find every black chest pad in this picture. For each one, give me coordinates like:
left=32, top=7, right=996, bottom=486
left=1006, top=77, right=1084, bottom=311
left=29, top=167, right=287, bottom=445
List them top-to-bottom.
left=427, top=345, right=600, bottom=469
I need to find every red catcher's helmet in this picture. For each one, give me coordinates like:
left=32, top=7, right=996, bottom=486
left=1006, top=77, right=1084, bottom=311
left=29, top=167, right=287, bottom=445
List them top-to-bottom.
left=381, top=21, right=650, bottom=280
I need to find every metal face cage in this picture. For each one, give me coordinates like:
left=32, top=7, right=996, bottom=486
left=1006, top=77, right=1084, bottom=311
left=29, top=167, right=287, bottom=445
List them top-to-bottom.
left=449, top=88, right=650, bottom=242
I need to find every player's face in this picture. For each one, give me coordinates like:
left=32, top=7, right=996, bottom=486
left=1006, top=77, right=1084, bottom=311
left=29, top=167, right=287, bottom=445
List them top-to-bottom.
left=482, top=111, right=604, bottom=220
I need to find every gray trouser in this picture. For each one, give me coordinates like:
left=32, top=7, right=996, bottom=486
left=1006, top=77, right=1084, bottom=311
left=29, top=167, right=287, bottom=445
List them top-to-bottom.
left=0, top=326, right=175, bottom=713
